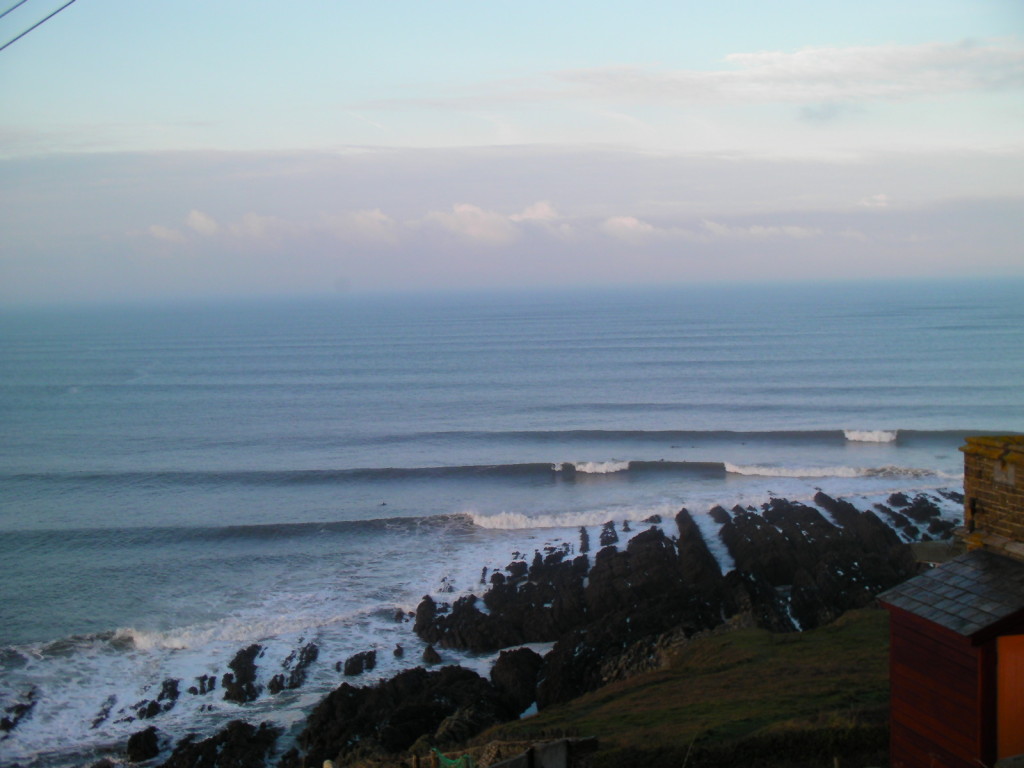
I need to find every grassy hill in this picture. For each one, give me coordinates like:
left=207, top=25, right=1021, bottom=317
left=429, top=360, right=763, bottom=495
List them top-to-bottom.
left=464, top=606, right=891, bottom=768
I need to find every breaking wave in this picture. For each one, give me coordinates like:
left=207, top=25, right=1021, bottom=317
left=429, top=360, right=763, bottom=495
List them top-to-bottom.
left=844, top=430, right=898, bottom=443
left=724, top=462, right=934, bottom=479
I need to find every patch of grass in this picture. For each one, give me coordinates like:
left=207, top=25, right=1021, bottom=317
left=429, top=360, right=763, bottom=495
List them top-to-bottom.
left=475, top=607, right=890, bottom=767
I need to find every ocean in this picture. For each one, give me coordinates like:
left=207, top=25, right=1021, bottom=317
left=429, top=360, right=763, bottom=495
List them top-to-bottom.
left=1, top=279, right=1022, bottom=766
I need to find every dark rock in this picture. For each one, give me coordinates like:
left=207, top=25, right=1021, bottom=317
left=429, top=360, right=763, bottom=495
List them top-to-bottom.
left=939, top=489, right=965, bottom=504
left=887, top=492, right=911, bottom=508
left=903, top=494, right=942, bottom=523
left=708, top=506, right=731, bottom=524
left=642, top=514, right=662, bottom=524
left=929, top=518, right=956, bottom=538
left=621, top=520, right=631, bottom=532
left=599, top=521, right=619, bottom=547
left=538, top=525, right=731, bottom=707
left=578, top=526, right=590, bottom=554
left=506, top=560, right=528, bottom=580
left=394, top=609, right=405, bottom=623
left=272, top=643, right=319, bottom=692
left=222, top=644, right=263, bottom=703
left=393, top=644, right=404, bottom=658
left=422, top=645, right=442, bottom=664
left=490, top=647, right=544, bottom=714
left=343, top=650, right=377, bottom=676
left=296, top=666, right=514, bottom=767
left=188, top=674, right=216, bottom=696
left=267, top=674, right=286, bottom=696
left=0, top=687, right=36, bottom=733
left=92, top=695, right=117, bottom=729
left=136, top=700, right=161, bottom=720
left=159, top=720, right=279, bottom=768
left=126, top=725, right=160, bottom=762
left=89, top=759, right=118, bottom=768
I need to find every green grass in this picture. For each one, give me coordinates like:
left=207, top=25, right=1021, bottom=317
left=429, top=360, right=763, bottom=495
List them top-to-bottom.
left=472, top=607, right=891, bottom=767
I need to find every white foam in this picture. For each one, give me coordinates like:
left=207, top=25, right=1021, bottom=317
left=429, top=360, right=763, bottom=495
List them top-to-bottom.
left=844, top=429, right=898, bottom=443
left=555, top=460, right=631, bottom=474
left=724, top=462, right=932, bottom=479
left=470, top=509, right=638, bottom=530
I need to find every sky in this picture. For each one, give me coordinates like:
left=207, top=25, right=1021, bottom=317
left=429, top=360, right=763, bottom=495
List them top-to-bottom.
left=1, top=0, right=1022, bottom=304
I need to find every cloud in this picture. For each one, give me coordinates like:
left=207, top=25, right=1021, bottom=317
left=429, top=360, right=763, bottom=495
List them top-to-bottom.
left=364, top=40, right=1024, bottom=119
left=555, top=40, right=1024, bottom=105
left=859, top=193, right=890, bottom=208
left=510, top=201, right=559, bottom=222
left=424, top=203, right=520, bottom=245
left=185, top=209, right=220, bottom=236
left=321, top=209, right=399, bottom=244
left=227, top=212, right=288, bottom=240
left=600, top=215, right=659, bottom=241
left=702, top=220, right=821, bottom=239
left=147, top=224, right=186, bottom=243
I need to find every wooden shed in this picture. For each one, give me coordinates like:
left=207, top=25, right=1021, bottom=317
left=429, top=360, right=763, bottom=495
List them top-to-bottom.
left=880, top=541, right=1024, bottom=766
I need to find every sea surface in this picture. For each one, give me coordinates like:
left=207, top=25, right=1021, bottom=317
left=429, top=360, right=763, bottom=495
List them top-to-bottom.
left=1, top=279, right=1022, bottom=766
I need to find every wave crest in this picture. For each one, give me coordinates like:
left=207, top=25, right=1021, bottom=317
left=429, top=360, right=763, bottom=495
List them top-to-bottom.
left=844, top=430, right=898, bottom=443
left=556, top=460, right=631, bottom=474
left=724, top=462, right=933, bottom=479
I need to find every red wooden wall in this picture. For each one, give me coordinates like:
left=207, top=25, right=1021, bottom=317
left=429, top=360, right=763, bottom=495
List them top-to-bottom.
left=887, top=606, right=994, bottom=768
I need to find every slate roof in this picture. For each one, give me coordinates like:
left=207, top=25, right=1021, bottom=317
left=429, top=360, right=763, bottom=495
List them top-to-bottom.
left=879, top=549, right=1024, bottom=637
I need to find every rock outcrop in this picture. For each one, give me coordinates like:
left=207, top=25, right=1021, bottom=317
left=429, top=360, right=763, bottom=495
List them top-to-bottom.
left=222, top=644, right=263, bottom=703
left=295, top=665, right=514, bottom=767
left=158, top=720, right=280, bottom=768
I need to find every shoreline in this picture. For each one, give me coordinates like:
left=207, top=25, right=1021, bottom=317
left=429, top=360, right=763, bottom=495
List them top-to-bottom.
left=21, top=486, right=962, bottom=768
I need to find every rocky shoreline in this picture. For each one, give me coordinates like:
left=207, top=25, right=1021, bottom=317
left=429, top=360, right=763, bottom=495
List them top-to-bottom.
left=12, top=491, right=958, bottom=768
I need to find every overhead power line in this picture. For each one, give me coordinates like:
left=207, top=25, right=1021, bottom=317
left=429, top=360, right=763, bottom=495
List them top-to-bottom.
left=0, top=0, right=78, bottom=54
left=0, top=0, right=31, bottom=21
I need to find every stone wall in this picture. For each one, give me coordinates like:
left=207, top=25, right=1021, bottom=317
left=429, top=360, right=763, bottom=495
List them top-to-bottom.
left=961, top=435, right=1024, bottom=560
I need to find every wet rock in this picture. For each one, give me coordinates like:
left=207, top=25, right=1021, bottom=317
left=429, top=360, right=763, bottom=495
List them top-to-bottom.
left=902, top=493, right=942, bottom=523
left=708, top=506, right=731, bottom=525
left=599, top=521, right=619, bottom=547
left=578, top=526, right=590, bottom=553
left=506, top=560, right=528, bottom=580
left=271, top=642, right=319, bottom=692
left=222, top=644, right=263, bottom=703
left=393, top=644, right=404, bottom=658
left=422, top=645, right=442, bottom=664
left=490, top=647, right=543, bottom=714
left=343, top=650, right=377, bottom=676
left=296, top=666, right=513, bottom=767
left=187, top=674, right=216, bottom=696
left=0, top=687, right=36, bottom=733
left=92, top=695, right=117, bottom=729
left=158, top=720, right=279, bottom=768
left=126, top=725, right=160, bottom=762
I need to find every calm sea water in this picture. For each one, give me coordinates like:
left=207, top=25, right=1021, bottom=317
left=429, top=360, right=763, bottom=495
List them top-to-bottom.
left=1, top=279, right=1022, bottom=766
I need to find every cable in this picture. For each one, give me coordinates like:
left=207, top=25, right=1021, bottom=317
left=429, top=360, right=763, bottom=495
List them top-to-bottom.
left=0, top=0, right=78, bottom=54
left=0, top=0, right=31, bottom=21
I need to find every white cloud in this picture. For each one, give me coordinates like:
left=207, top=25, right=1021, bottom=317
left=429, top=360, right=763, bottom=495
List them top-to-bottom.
left=555, top=40, right=1024, bottom=105
left=859, top=193, right=890, bottom=208
left=510, top=201, right=559, bottom=222
left=423, top=203, right=519, bottom=245
left=185, top=209, right=220, bottom=236
left=321, top=209, right=399, bottom=244
left=228, top=212, right=287, bottom=240
left=600, top=215, right=659, bottom=241
left=701, top=220, right=820, bottom=239
left=147, top=224, right=185, bottom=243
